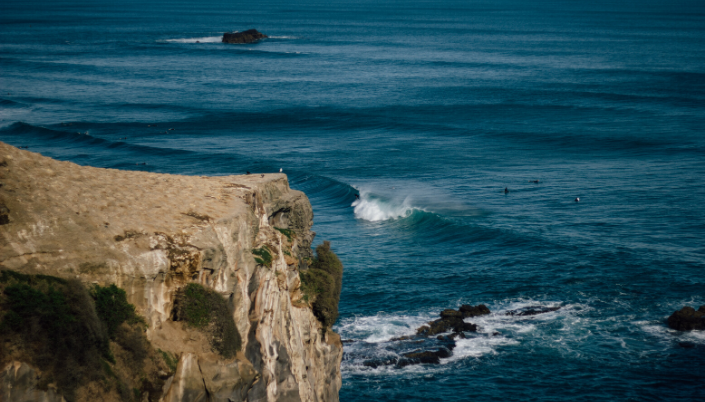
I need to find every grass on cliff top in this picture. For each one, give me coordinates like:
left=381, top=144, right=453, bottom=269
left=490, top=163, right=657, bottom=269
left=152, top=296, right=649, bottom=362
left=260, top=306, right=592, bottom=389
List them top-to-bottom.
left=299, top=241, right=343, bottom=329
left=252, top=245, right=273, bottom=267
left=0, top=269, right=165, bottom=402
left=173, top=283, right=241, bottom=358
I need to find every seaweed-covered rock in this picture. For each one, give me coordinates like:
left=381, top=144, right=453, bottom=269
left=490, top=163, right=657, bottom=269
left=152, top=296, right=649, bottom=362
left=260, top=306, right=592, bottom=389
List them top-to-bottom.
left=222, top=29, right=268, bottom=44
left=459, top=304, right=490, bottom=318
left=667, top=306, right=705, bottom=331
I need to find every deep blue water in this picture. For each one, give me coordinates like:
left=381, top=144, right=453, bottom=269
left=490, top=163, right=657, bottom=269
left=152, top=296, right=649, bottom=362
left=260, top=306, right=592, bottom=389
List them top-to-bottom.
left=2, top=0, right=704, bottom=400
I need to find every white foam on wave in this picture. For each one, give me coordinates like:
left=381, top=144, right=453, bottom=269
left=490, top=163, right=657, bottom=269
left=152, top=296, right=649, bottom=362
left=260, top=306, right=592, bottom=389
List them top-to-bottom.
left=164, top=36, right=222, bottom=43
left=352, top=190, right=419, bottom=222
left=336, top=312, right=432, bottom=343
left=636, top=320, right=705, bottom=344
left=443, top=335, right=519, bottom=362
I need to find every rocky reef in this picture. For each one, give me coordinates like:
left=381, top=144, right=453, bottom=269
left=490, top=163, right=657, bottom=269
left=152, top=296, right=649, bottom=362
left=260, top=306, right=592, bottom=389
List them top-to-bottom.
left=222, top=29, right=268, bottom=44
left=0, top=142, right=342, bottom=402
left=361, top=304, right=566, bottom=369
left=668, top=306, right=705, bottom=331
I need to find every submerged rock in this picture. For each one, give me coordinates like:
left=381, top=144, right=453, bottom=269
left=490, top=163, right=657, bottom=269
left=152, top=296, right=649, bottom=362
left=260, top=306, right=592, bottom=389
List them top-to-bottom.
left=222, top=29, right=268, bottom=44
left=505, top=305, right=561, bottom=316
left=668, top=306, right=705, bottom=331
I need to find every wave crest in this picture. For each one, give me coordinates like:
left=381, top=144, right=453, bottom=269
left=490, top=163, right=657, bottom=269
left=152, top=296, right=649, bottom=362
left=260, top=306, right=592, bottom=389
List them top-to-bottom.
left=352, top=191, right=419, bottom=222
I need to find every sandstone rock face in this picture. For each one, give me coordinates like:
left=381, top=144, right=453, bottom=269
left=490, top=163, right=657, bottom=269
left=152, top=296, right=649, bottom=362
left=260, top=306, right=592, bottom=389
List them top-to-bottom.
left=222, top=29, right=268, bottom=44
left=0, top=142, right=342, bottom=401
left=1, top=361, right=66, bottom=402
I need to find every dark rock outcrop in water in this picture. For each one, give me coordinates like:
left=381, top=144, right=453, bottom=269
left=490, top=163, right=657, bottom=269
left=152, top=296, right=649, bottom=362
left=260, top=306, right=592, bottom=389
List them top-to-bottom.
left=222, top=29, right=268, bottom=44
left=460, top=304, right=491, bottom=317
left=362, top=305, right=489, bottom=369
left=505, top=305, right=561, bottom=316
left=668, top=306, right=705, bottom=331
left=416, top=308, right=479, bottom=336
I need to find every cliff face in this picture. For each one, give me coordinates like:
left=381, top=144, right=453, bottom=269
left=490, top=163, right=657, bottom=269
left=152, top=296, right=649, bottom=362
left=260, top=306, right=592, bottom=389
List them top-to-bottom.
left=0, top=142, right=342, bottom=402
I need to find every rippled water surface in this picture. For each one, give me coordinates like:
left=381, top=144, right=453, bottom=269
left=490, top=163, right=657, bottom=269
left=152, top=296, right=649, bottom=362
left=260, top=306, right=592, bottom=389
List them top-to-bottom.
left=1, top=0, right=704, bottom=400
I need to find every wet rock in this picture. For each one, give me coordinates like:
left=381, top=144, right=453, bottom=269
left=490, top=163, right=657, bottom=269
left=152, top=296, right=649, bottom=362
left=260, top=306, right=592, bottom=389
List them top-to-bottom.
left=222, top=29, right=268, bottom=44
left=459, top=304, right=490, bottom=318
left=505, top=305, right=561, bottom=316
left=415, top=306, right=482, bottom=337
left=667, top=306, right=705, bottom=331
left=440, top=309, right=463, bottom=319
left=416, top=316, right=477, bottom=337
left=398, top=347, right=453, bottom=367
left=362, top=357, right=398, bottom=369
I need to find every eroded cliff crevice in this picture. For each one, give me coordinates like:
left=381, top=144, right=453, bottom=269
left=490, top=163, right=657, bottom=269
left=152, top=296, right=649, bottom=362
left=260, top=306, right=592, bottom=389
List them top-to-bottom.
left=0, top=142, right=342, bottom=402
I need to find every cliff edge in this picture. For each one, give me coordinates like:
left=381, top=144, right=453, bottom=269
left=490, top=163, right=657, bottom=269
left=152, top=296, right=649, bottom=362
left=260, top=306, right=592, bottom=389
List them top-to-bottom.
left=0, top=142, right=342, bottom=402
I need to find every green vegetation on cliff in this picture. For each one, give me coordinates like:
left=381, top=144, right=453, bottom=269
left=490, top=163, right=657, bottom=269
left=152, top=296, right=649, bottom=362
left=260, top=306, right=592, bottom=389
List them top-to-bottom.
left=300, top=241, right=344, bottom=329
left=252, top=245, right=273, bottom=267
left=0, top=270, right=171, bottom=402
left=93, top=283, right=145, bottom=338
left=173, top=283, right=241, bottom=357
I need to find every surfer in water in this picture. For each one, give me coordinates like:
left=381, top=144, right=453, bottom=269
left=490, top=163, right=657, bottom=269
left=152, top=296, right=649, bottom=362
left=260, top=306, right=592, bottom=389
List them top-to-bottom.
left=504, top=187, right=509, bottom=194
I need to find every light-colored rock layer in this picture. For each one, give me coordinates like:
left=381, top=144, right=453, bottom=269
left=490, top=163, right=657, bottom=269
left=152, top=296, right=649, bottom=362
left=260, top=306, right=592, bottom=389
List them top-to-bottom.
left=0, top=142, right=342, bottom=402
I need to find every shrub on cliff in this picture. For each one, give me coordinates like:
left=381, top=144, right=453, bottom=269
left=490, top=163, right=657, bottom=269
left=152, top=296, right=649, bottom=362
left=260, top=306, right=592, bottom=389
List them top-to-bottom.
left=300, top=241, right=344, bottom=329
left=0, top=270, right=170, bottom=402
left=0, top=271, right=110, bottom=401
left=92, top=283, right=144, bottom=338
left=173, top=283, right=241, bottom=357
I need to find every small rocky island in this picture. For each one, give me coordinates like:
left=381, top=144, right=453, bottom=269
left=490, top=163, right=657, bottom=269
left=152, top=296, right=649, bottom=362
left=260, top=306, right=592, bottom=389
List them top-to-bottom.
left=222, top=29, right=268, bottom=44
left=668, top=305, right=705, bottom=331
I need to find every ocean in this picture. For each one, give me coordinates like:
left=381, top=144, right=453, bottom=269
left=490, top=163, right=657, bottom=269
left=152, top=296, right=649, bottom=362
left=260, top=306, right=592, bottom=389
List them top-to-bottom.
left=1, top=0, right=704, bottom=400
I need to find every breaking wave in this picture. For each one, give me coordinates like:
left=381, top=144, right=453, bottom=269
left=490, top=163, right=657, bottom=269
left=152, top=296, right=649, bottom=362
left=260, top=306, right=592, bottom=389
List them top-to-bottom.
left=163, top=36, right=222, bottom=43
left=352, top=191, right=421, bottom=222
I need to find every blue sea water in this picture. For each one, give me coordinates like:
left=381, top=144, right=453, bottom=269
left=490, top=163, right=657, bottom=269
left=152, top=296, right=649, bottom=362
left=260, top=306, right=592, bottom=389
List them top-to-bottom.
left=1, top=0, right=704, bottom=400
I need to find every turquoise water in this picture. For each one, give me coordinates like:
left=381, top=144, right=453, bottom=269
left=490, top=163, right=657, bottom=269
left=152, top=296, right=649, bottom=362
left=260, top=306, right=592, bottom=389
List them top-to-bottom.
left=1, top=1, right=704, bottom=400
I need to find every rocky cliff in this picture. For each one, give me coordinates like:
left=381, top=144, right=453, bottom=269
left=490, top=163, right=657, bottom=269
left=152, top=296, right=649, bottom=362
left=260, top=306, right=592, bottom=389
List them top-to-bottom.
left=0, top=142, right=342, bottom=402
